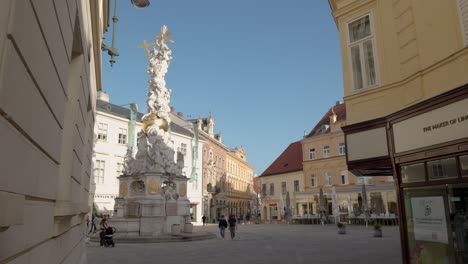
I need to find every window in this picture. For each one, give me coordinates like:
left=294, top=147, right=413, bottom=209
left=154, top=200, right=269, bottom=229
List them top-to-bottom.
left=458, top=0, right=468, bottom=46
left=347, top=14, right=377, bottom=90
left=97, top=122, right=108, bottom=141
left=118, top=128, right=127, bottom=144
left=339, top=142, right=346, bottom=155
left=180, top=143, right=187, bottom=156
left=323, top=145, right=330, bottom=158
left=309, top=148, right=316, bottom=160
left=209, top=150, right=213, bottom=161
left=428, top=158, right=457, bottom=180
left=94, top=160, right=105, bottom=184
left=116, top=162, right=123, bottom=176
left=325, top=172, right=332, bottom=186
left=341, top=172, right=348, bottom=185
left=310, top=175, right=316, bottom=187
left=357, top=176, right=374, bottom=185
left=294, top=180, right=299, bottom=192
left=281, top=182, right=286, bottom=195
left=269, top=183, right=275, bottom=196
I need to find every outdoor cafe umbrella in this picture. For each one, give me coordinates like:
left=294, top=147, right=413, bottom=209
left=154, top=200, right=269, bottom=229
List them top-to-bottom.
left=362, top=184, right=369, bottom=227
left=332, top=187, right=339, bottom=224
left=319, top=188, right=326, bottom=225
left=285, top=191, right=291, bottom=219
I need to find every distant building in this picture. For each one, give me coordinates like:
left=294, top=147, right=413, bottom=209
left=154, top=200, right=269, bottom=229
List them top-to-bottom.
left=92, top=93, right=204, bottom=224
left=300, top=102, right=396, bottom=218
left=188, top=114, right=255, bottom=222
left=259, top=141, right=304, bottom=221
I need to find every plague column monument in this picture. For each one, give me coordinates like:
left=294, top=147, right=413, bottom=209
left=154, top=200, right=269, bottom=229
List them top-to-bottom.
left=111, top=26, right=192, bottom=237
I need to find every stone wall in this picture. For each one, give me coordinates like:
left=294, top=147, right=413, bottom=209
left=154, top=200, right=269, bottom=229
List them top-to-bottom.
left=0, top=0, right=107, bottom=263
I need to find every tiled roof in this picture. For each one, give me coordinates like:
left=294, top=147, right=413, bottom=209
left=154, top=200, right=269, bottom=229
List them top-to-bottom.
left=96, top=100, right=193, bottom=137
left=306, top=102, right=346, bottom=137
left=260, top=141, right=303, bottom=177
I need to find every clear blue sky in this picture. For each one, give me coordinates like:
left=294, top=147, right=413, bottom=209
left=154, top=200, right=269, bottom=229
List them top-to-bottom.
left=102, top=0, right=343, bottom=176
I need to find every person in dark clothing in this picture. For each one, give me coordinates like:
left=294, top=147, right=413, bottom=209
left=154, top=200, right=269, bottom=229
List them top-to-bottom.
left=202, top=215, right=207, bottom=226
left=218, top=215, right=228, bottom=240
left=228, top=215, right=237, bottom=239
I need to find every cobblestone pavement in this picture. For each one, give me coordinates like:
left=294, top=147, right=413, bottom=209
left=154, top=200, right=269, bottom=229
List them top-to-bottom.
left=86, top=223, right=402, bottom=264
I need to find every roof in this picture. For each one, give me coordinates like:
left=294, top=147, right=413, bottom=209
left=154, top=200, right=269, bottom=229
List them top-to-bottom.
left=96, top=100, right=193, bottom=138
left=306, top=102, right=346, bottom=137
left=260, top=141, right=303, bottom=177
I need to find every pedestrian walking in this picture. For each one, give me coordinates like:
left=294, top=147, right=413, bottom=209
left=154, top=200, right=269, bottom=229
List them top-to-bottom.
left=90, top=214, right=99, bottom=233
left=202, top=215, right=207, bottom=226
left=218, top=215, right=228, bottom=240
left=228, top=215, right=237, bottom=240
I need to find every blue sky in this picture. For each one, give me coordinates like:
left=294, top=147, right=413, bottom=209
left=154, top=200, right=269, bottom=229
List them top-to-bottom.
left=102, top=0, right=343, bottom=175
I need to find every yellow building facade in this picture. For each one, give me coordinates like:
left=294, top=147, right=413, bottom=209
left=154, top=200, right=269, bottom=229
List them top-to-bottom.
left=330, top=0, right=468, bottom=262
left=300, top=102, right=396, bottom=220
left=259, top=141, right=304, bottom=221
left=226, top=148, right=255, bottom=218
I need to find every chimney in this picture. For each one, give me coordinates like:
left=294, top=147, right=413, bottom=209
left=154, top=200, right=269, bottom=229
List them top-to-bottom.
left=97, top=91, right=109, bottom=102
left=170, top=106, right=175, bottom=113
left=176, top=112, right=183, bottom=118
left=215, top=133, right=222, bottom=143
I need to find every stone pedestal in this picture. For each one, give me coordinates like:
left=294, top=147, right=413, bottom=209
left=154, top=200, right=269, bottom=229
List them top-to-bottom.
left=110, top=172, right=190, bottom=239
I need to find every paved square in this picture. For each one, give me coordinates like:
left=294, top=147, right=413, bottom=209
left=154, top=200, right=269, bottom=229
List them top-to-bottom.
left=86, top=224, right=402, bottom=264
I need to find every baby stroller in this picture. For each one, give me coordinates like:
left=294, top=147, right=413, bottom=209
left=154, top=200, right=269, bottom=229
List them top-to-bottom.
left=100, top=226, right=116, bottom=247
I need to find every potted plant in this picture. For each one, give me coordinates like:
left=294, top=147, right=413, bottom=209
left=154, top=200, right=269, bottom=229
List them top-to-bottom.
left=337, top=222, right=346, bottom=235
left=373, top=222, right=382, bottom=237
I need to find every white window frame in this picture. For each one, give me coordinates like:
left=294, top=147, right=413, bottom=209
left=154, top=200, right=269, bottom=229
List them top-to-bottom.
left=346, top=12, right=379, bottom=92
left=97, top=122, right=108, bottom=141
left=118, top=128, right=127, bottom=144
left=338, top=142, right=346, bottom=155
left=180, top=143, right=187, bottom=156
left=323, top=145, right=330, bottom=158
left=309, top=148, right=316, bottom=160
left=94, top=160, right=105, bottom=184
left=116, top=162, right=123, bottom=176
left=340, top=170, right=348, bottom=185
left=325, top=172, right=332, bottom=186
left=310, top=175, right=316, bottom=187
left=294, top=180, right=299, bottom=192
left=281, top=182, right=287, bottom=195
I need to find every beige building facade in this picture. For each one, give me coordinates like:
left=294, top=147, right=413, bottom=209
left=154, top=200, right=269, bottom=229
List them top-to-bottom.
left=0, top=0, right=108, bottom=263
left=330, top=0, right=468, bottom=262
left=299, top=102, right=396, bottom=219
left=259, top=141, right=304, bottom=221
left=226, top=148, right=254, bottom=218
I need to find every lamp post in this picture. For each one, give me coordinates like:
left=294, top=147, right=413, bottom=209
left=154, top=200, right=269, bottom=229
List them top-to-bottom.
left=102, top=0, right=152, bottom=66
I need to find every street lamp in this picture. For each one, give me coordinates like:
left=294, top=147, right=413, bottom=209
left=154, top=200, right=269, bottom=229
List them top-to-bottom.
left=102, top=0, right=151, bottom=66
left=130, top=0, right=151, bottom=8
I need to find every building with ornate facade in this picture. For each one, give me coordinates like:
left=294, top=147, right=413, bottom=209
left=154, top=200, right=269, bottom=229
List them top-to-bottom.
left=0, top=0, right=108, bottom=262
left=329, top=0, right=468, bottom=262
left=92, top=94, right=204, bottom=224
left=189, top=114, right=255, bottom=222
left=226, top=147, right=255, bottom=219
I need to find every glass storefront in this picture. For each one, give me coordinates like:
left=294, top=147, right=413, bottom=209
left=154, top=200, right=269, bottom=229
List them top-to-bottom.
left=401, top=154, right=468, bottom=264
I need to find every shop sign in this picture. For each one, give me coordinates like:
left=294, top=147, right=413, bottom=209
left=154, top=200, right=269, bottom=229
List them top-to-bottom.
left=393, top=98, right=468, bottom=153
left=346, top=127, right=389, bottom=161
left=410, top=196, right=448, bottom=244
left=269, top=203, right=277, bottom=206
